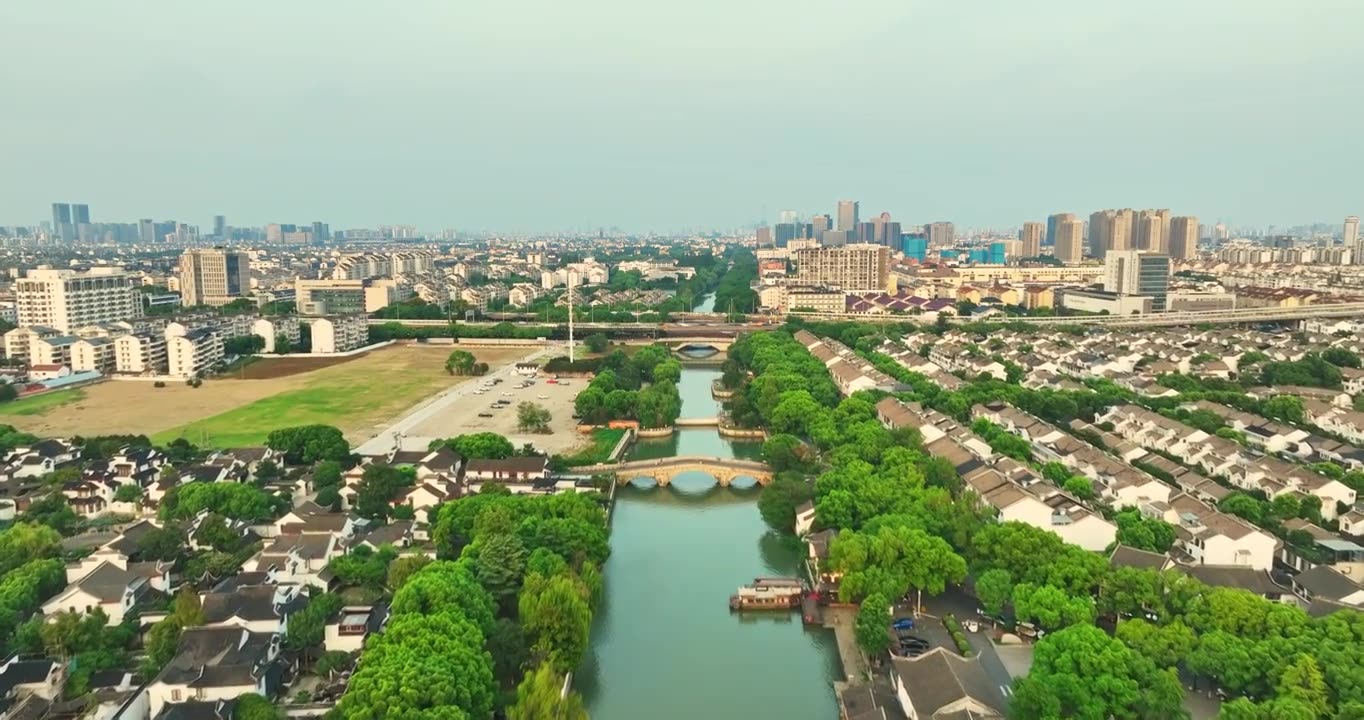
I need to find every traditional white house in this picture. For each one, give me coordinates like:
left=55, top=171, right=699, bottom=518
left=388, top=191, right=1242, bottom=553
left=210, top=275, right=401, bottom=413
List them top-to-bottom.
left=147, top=627, right=282, bottom=719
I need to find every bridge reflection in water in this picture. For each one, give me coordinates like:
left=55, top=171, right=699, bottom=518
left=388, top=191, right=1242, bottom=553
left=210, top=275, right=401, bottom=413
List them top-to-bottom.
left=580, top=455, right=773, bottom=487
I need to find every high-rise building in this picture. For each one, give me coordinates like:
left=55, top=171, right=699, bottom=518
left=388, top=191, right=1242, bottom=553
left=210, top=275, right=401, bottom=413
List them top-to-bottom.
left=836, top=200, right=860, bottom=232
left=51, top=203, right=72, bottom=241
left=72, top=204, right=90, bottom=226
left=1088, top=209, right=1133, bottom=259
left=1134, top=209, right=1171, bottom=253
left=1046, top=212, right=1075, bottom=247
left=213, top=215, right=226, bottom=238
left=811, top=215, right=831, bottom=235
left=1169, top=216, right=1199, bottom=260
left=1346, top=216, right=1360, bottom=261
left=138, top=219, right=155, bottom=245
left=1054, top=219, right=1084, bottom=263
left=312, top=221, right=330, bottom=245
left=855, top=221, right=877, bottom=244
left=881, top=222, right=902, bottom=249
left=927, top=222, right=955, bottom=247
left=1019, top=222, right=1044, bottom=258
left=774, top=223, right=797, bottom=248
left=756, top=226, right=772, bottom=246
left=820, top=230, right=849, bottom=247
left=901, top=233, right=929, bottom=262
left=792, top=244, right=890, bottom=292
left=179, top=248, right=251, bottom=307
left=1104, top=251, right=1171, bottom=312
left=15, top=267, right=143, bottom=333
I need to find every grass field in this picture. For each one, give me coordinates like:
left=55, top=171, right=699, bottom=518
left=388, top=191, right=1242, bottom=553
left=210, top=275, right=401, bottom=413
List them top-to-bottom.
left=0, top=345, right=529, bottom=446
left=153, top=346, right=526, bottom=447
left=0, top=388, right=89, bottom=417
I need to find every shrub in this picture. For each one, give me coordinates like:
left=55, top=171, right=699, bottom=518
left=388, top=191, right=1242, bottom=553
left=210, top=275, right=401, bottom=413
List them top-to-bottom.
left=154, top=381, right=166, bottom=388
left=943, top=613, right=973, bottom=656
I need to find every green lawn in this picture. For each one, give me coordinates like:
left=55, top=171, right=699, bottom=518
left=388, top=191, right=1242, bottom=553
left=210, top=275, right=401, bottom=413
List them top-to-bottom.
left=151, top=355, right=461, bottom=448
left=0, top=389, right=87, bottom=417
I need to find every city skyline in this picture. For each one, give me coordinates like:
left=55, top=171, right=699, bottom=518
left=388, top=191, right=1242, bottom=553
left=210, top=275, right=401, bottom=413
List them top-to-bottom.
left=2, top=0, right=1361, bottom=232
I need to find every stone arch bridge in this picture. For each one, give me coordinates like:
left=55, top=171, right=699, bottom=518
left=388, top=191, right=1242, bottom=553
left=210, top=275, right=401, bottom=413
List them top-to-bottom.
left=577, top=455, right=773, bottom=487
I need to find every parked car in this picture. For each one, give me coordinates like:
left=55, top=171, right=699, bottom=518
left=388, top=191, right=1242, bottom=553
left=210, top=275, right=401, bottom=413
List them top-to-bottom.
left=478, top=412, right=493, bottom=418
left=891, top=618, right=915, bottom=631
left=898, top=637, right=930, bottom=651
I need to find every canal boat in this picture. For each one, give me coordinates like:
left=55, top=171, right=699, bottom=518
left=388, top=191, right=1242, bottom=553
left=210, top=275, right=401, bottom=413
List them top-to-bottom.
left=729, top=577, right=806, bottom=611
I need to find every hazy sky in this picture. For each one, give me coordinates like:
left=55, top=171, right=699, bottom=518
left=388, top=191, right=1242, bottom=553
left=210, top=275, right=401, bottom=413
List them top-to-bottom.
left=2, top=0, right=1360, bottom=233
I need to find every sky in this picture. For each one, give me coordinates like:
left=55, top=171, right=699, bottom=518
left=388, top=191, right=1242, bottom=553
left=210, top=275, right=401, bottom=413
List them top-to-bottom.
left=1, top=0, right=1361, bottom=234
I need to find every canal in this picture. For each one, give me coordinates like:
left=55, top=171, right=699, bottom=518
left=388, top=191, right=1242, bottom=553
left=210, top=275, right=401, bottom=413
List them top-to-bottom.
left=576, top=367, right=842, bottom=719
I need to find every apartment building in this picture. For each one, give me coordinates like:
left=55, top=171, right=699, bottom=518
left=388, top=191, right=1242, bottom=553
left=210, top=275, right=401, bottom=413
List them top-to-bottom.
left=792, top=244, right=889, bottom=292
left=179, top=248, right=251, bottom=307
left=331, top=251, right=436, bottom=280
left=15, top=267, right=143, bottom=333
left=295, top=278, right=407, bottom=316
left=252, top=316, right=302, bottom=353
left=310, top=316, right=368, bottom=354
left=2, top=325, right=60, bottom=361
left=167, top=328, right=224, bottom=378
left=114, top=333, right=168, bottom=374
left=32, top=335, right=79, bottom=367
left=70, top=337, right=116, bottom=373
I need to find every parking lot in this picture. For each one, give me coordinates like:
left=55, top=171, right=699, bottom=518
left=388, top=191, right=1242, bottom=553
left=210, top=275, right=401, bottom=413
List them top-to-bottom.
left=406, top=370, right=588, bottom=454
left=889, top=605, right=956, bottom=660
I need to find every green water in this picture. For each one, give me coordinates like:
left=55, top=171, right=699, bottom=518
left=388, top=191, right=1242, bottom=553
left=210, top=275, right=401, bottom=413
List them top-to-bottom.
left=576, top=369, right=841, bottom=720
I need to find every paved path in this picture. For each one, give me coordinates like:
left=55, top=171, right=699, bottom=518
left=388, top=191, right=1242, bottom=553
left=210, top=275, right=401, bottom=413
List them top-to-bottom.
left=353, top=346, right=552, bottom=456
left=921, top=588, right=1028, bottom=704
left=823, top=606, right=869, bottom=682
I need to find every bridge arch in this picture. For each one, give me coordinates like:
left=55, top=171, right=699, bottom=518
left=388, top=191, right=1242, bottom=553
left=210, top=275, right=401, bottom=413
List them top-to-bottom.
left=578, top=456, right=774, bottom=488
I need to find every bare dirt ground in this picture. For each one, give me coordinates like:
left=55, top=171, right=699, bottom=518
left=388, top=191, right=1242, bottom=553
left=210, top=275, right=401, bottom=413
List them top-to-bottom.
left=4, top=345, right=526, bottom=443
left=234, top=353, right=365, bottom=379
left=406, top=371, right=588, bottom=454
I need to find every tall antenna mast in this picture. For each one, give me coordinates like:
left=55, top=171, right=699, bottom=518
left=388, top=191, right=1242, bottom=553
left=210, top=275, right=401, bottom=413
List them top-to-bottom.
left=567, top=271, right=575, bottom=362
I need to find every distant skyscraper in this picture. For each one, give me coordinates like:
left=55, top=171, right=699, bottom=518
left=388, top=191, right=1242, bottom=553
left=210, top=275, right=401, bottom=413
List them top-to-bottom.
left=836, top=200, right=859, bottom=232
left=51, top=203, right=72, bottom=241
left=72, top=204, right=90, bottom=225
left=1089, top=209, right=1133, bottom=259
left=1134, top=209, right=1171, bottom=253
left=778, top=210, right=798, bottom=225
left=1045, top=212, right=1075, bottom=246
left=213, top=215, right=226, bottom=238
left=811, top=215, right=831, bottom=235
left=1169, top=216, right=1199, bottom=260
left=1346, top=216, right=1360, bottom=260
left=139, top=219, right=156, bottom=245
left=1055, top=219, right=1084, bottom=263
left=312, top=221, right=329, bottom=245
left=855, top=221, right=877, bottom=244
left=882, top=222, right=901, bottom=249
left=927, top=222, right=955, bottom=248
left=1019, top=222, right=1044, bottom=258
left=774, top=223, right=797, bottom=248
left=1214, top=223, right=1229, bottom=241
left=756, top=226, right=772, bottom=246
left=901, top=233, right=929, bottom=262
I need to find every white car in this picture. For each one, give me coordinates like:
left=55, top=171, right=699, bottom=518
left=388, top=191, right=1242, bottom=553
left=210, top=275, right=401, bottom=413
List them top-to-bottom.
left=502, top=392, right=513, bottom=396
left=537, top=394, right=549, bottom=399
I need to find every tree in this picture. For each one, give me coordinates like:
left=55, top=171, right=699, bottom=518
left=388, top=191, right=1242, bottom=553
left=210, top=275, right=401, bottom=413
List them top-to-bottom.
left=584, top=333, right=609, bottom=354
left=224, top=335, right=266, bottom=356
left=445, top=349, right=477, bottom=376
left=516, top=402, right=553, bottom=433
left=265, top=425, right=349, bottom=464
left=433, top=432, right=515, bottom=460
left=762, top=434, right=813, bottom=473
left=254, top=459, right=281, bottom=483
left=313, top=460, right=343, bottom=489
left=354, top=464, right=406, bottom=521
left=1063, top=475, right=1095, bottom=500
left=757, top=476, right=814, bottom=534
left=161, top=482, right=284, bottom=522
left=20, top=494, right=79, bottom=535
left=0, top=523, right=62, bottom=575
left=829, top=525, right=967, bottom=608
left=474, top=532, right=528, bottom=607
left=328, top=546, right=397, bottom=590
left=386, top=555, right=432, bottom=591
left=390, top=561, right=496, bottom=634
left=975, top=569, right=1013, bottom=617
left=519, top=573, right=592, bottom=674
left=1012, top=583, right=1095, bottom=631
left=172, top=587, right=206, bottom=626
left=286, top=592, right=344, bottom=652
left=854, top=593, right=892, bottom=656
left=336, top=612, right=495, bottom=720
left=486, top=617, right=530, bottom=685
left=142, top=618, right=182, bottom=675
left=1115, top=619, right=1195, bottom=669
left=1010, top=624, right=1187, bottom=720
left=1276, top=654, right=1330, bottom=718
left=507, top=664, right=589, bottom=720
left=234, top=693, right=282, bottom=720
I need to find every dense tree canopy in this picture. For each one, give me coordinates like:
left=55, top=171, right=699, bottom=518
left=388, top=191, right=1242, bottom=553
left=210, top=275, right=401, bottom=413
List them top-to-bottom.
left=266, top=425, right=349, bottom=464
